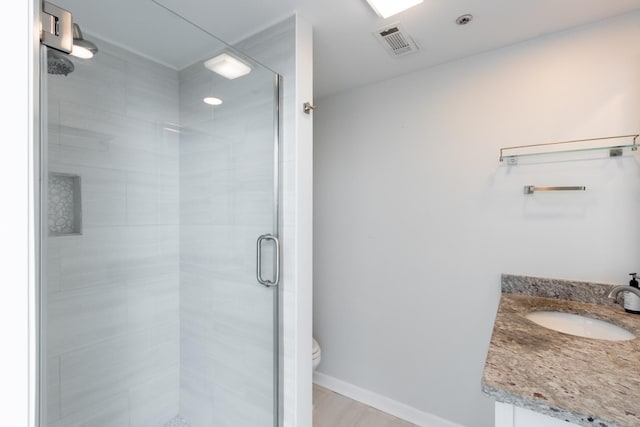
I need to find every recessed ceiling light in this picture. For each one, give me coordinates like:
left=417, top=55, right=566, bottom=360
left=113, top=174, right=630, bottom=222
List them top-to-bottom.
left=365, top=0, right=423, bottom=19
left=204, top=53, right=251, bottom=80
left=203, top=97, right=223, bottom=106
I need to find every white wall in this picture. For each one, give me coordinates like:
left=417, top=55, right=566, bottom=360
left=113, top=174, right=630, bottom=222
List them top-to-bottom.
left=2, top=1, right=36, bottom=426
left=313, top=11, right=640, bottom=427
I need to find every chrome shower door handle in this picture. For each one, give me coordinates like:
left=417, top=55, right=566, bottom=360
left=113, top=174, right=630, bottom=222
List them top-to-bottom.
left=256, top=234, right=280, bottom=287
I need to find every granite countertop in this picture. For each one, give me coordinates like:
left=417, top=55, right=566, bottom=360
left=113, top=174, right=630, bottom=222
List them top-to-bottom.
left=482, top=274, right=640, bottom=427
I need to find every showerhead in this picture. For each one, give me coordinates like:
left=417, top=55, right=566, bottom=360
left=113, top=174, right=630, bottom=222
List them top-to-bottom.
left=46, top=23, right=98, bottom=76
left=47, top=49, right=75, bottom=76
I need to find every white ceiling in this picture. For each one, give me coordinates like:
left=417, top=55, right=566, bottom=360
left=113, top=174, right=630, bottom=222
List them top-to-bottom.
left=59, top=0, right=640, bottom=98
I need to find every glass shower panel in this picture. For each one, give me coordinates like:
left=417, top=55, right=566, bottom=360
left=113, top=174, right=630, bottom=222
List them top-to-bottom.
left=41, top=2, right=279, bottom=427
left=178, top=35, right=279, bottom=427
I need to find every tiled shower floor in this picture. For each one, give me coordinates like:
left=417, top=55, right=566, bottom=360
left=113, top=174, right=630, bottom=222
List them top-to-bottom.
left=165, top=415, right=192, bottom=427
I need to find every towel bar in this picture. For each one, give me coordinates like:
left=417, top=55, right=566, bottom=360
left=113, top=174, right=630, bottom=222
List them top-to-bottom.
left=524, top=185, right=586, bottom=194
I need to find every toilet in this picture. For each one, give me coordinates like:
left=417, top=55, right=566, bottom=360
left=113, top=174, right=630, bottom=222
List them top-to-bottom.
left=312, top=338, right=321, bottom=370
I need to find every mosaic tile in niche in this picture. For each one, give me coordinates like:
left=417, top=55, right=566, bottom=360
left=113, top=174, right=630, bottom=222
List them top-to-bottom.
left=48, top=173, right=82, bottom=236
left=164, top=415, right=192, bottom=427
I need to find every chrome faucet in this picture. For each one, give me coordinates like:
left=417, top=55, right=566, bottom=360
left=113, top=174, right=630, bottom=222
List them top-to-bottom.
left=607, top=285, right=640, bottom=299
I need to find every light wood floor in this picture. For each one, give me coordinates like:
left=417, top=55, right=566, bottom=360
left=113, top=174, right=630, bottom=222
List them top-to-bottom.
left=313, top=384, right=419, bottom=427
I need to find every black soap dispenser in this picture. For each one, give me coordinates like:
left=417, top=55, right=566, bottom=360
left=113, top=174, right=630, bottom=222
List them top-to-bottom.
left=623, top=273, right=640, bottom=314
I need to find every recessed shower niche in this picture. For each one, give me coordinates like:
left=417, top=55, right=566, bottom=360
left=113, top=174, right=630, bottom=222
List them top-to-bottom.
left=48, top=172, right=82, bottom=236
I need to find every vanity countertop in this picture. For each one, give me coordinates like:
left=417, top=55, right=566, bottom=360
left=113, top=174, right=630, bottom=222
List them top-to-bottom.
left=482, top=274, right=640, bottom=427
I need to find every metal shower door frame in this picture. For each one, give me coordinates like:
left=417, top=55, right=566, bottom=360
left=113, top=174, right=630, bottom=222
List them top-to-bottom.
left=272, top=72, right=283, bottom=427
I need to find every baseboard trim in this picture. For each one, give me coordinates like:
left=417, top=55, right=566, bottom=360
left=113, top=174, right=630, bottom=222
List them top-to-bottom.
left=313, top=372, right=464, bottom=427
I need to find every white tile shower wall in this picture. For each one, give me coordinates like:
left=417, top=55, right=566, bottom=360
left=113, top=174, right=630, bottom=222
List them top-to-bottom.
left=46, top=36, right=180, bottom=426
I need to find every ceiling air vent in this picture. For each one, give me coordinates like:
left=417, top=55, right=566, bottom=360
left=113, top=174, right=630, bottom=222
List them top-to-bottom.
left=374, top=23, right=419, bottom=57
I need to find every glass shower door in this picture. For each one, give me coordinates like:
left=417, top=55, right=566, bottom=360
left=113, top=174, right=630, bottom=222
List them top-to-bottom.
left=40, top=2, right=279, bottom=426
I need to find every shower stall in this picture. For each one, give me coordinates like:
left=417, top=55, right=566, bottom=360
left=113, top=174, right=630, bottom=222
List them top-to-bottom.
left=38, top=1, right=284, bottom=426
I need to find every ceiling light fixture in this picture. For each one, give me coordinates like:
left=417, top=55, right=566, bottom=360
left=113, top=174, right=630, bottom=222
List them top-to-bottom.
left=365, top=0, right=423, bottom=19
left=204, top=53, right=251, bottom=80
left=203, top=97, right=223, bottom=106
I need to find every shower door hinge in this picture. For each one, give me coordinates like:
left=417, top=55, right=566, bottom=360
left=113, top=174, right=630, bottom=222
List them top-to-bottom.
left=40, top=2, right=73, bottom=53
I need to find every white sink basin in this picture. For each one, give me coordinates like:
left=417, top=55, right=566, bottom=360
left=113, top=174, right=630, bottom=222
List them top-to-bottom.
left=525, top=311, right=635, bottom=341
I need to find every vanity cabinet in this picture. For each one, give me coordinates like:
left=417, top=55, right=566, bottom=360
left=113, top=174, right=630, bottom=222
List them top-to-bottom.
left=495, top=402, right=582, bottom=427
